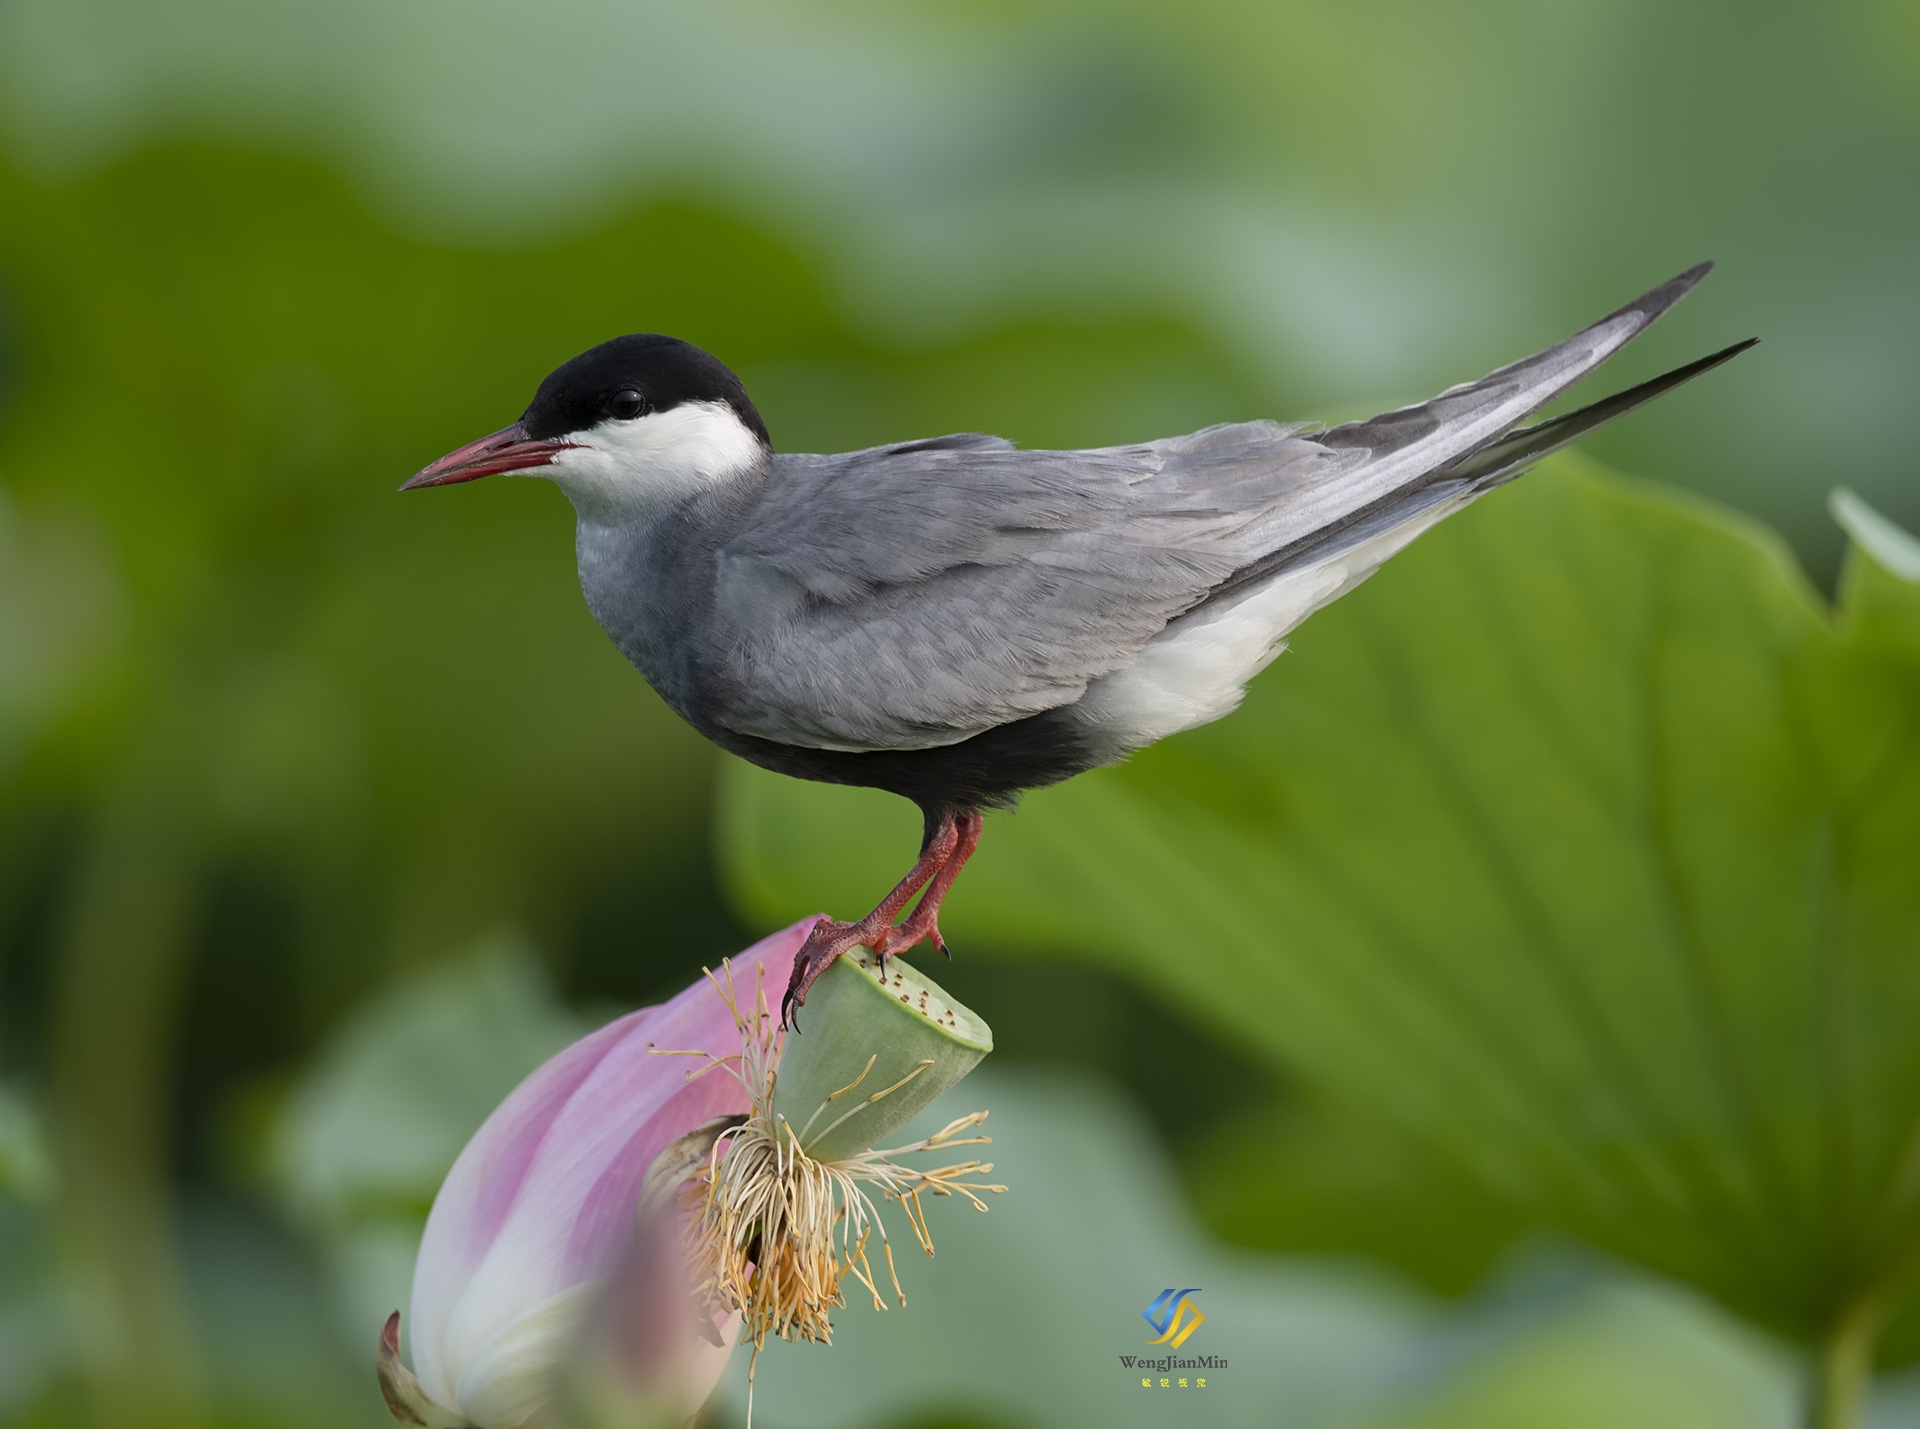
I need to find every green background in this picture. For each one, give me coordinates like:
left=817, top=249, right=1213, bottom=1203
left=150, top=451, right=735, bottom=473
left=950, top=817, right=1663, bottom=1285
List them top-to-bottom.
left=1, top=2, right=1917, bottom=1426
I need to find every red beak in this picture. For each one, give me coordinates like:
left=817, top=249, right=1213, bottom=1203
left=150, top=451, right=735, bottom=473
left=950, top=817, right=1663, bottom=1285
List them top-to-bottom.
left=401, top=422, right=574, bottom=489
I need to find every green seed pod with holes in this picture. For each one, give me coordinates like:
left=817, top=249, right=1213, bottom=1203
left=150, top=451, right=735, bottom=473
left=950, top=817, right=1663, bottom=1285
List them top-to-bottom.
left=770, top=948, right=994, bottom=1163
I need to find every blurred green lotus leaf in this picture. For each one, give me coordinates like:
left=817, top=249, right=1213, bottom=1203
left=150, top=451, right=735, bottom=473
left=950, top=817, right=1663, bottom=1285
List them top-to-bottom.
left=721, top=454, right=1920, bottom=1356
left=1831, top=489, right=1920, bottom=587
left=269, top=932, right=584, bottom=1226
left=264, top=933, right=584, bottom=1341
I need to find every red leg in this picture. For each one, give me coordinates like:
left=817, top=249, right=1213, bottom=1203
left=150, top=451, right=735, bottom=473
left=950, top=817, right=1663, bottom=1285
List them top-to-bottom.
left=874, top=808, right=982, bottom=963
left=782, top=811, right=961, bottom=1026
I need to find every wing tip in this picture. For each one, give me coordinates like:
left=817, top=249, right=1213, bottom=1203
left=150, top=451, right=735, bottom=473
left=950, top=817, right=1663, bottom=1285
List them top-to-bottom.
left=1603, top=259, right=1716, bottom=333
left=1300, top=265, right=1729, bottom=465
left=1439, top=332, right=1758, bottom=488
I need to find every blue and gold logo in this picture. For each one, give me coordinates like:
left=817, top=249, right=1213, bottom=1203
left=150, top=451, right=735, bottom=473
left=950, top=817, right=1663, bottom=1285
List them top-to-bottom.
left=1142, top=1288, right=1205, bottom=1349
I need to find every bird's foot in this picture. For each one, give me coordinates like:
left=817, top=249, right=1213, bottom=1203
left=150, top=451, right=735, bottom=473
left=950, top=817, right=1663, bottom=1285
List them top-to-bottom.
left=779, top=808, right=982, bottom=1028
left=870, top=900, right=948, bottom=968
left=780, top=903, right=955, bottom=1028
left=781, top=912, right=903, bottom=1028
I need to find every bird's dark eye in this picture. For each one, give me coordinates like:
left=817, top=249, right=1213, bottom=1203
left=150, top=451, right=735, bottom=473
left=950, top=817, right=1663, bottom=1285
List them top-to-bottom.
left=607, top=389, right=648, bottom=420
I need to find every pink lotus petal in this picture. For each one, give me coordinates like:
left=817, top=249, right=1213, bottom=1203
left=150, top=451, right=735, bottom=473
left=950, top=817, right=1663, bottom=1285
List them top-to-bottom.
left=409, top=920, right=810, bottom=1418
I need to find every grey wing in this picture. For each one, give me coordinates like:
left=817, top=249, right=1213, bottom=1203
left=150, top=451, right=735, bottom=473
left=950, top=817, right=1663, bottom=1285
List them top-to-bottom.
left=705, top=264, right=1719, bottom=753
left=706, top=429, right=1335, bottom=749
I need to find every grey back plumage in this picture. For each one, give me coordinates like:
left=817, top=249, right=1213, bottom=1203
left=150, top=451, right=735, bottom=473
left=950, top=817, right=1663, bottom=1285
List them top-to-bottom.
left=604, top=264, right=1732, bottom=758
left=706, top=424, right=1343, bottom=748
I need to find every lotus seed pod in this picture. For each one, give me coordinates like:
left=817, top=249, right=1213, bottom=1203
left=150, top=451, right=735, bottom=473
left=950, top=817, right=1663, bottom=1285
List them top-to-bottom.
left=771, top=947, right=992, bottom=1162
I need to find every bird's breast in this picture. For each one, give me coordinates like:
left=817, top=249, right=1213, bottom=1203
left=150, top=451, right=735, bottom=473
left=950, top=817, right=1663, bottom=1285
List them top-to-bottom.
left=573, top=517, right=715, bottom=722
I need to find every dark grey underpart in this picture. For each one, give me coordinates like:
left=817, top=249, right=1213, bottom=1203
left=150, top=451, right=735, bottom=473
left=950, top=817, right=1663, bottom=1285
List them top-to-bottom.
left=709, top=703, right=1097, bottom=817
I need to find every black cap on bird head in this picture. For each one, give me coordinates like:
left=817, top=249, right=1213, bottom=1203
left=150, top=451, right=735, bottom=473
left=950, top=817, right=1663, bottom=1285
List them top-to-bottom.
left=403, top=334, right=770, bottom=492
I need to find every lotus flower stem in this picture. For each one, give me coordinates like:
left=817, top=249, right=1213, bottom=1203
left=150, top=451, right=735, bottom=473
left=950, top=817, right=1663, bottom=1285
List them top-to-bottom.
left=1809, top=1298, right=1884, bottom=1429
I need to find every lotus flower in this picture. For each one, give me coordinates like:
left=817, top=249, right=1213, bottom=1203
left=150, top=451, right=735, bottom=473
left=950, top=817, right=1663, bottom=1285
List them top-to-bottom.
left=380, top=921, right=810, bottom=1429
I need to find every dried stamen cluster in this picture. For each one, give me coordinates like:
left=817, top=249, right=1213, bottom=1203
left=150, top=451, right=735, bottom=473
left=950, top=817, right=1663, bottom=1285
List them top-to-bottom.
left=656, top=962, right=1004, bottom=1369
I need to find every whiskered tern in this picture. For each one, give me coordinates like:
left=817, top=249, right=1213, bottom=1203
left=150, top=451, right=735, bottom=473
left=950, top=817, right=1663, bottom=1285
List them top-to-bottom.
left=405, top=264, right=1751, bottom=1022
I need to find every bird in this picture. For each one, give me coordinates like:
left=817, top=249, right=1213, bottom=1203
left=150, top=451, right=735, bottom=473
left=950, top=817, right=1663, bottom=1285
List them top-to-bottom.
left=404, top=263, right=1751, bottom=1024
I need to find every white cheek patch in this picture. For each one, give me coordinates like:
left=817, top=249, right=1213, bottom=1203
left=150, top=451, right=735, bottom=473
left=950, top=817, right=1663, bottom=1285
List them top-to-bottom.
left=546, top=400, right=764, bottom=520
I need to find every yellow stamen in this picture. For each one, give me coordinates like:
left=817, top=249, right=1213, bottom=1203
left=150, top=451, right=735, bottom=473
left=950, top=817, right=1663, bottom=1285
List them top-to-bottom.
left=828, top=1055, right=878, bottom=1101
left=866, top=1059, right=936, bottom=1103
